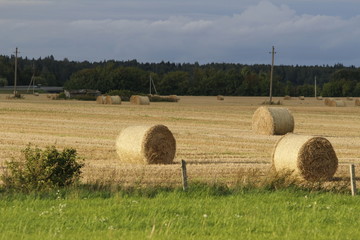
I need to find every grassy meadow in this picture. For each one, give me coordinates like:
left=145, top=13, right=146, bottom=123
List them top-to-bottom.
left=1, top=94, right=360, bottom=239
left=1, top=186, right=360, bottom=240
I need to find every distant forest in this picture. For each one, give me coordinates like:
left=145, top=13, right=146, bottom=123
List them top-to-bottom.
left=1, top=54, right=360, bottom=97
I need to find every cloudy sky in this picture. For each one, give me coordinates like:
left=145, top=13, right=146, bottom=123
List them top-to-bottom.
left=1, top=0, right=360, bottom=66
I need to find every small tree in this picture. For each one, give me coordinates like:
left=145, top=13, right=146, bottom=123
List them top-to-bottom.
left=2, top=145, right=84, bottom=192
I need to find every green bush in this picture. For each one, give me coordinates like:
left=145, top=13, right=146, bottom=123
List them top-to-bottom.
left=58, top=92, right=67, bottom=99
left=72, top=94, right=96, bottom=101
left=2, top=145, right=84, bottom=192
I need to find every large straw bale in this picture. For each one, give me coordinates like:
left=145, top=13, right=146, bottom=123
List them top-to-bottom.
left=105, top=95, right=121, bottom=105
left=130, top=95, right=150, bottom=105
left=169, top=95, right=180, bottom=102
left=217, top=95, right=224, bottom=100
left=284, top=95, right=291, bottom=100
left=96, top=96, right=106, bottom=104
left=299, top=96, right=305, bottom=100
left=316, top=96, right=323, bottom=100
left=324, top=98, right=334, bottom=106
left=325, top=99, right=346, bottom=107
left=355, top=99, right=360, bottom=106
left=329, top=100, right=346, bottom=107
left=252, top=106, right=294, bottom=135
left=116, top=124, right=176, bottom=164
left=272, top=133, right=338, bottom=181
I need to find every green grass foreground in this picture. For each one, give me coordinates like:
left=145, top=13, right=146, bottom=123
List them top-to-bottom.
left=0, top=185, right=360, bottom=240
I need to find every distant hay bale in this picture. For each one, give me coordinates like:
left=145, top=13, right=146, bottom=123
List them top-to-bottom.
left=34, top=92, right=39, bottom=96
left=50, top=94, right=59, bottom=100
left=105, top=95, right=121, bottom=105
left=130, top=95, right=150, bottom=105
left=169, top=95, right=180, bottom=102
left=217, top=95, right=224, bottom=100
left=284, top=95, right=291, bottom=100
left=96, top=96, right=106, bottom=104
left=299, top=96, right=305, bottom=100
left=316, top=96, right=323, bottom=100
left=347, top=97, right=353, bottom=101
left=324, top=98, right=334, bottom=106
left=325, top=99, right=346, bottom=107
left=355, top=99, right=360, bottom=106
left=252, top=106, right=294, bottom=135
left=116, top=124, right=176, bottom=164
left=272, top=133, right=338, bottom=181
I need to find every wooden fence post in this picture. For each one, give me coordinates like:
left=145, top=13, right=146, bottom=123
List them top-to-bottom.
left=181, top=160, right=188, bottom=191
left=350, top=164, right=357, bottom=196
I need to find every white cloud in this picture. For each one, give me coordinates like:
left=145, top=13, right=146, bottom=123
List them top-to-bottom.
left=1, top=0, right=360, bottom=65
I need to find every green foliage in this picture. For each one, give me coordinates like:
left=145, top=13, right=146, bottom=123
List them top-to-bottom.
left=1, top=53, right=360, bottom=97
left=0, top=77, right=8, bottom=87
left=58, top=92, right=67, bottom=99
left=71, top=94, right=97, bottom=101
left=2, top=145, right=84, bottom=192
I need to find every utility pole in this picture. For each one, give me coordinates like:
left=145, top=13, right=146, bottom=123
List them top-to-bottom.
left=269, top=46, right=276, bottom=104
left=14, top=47, right=19, bottom=96
left=314, top=76, right=317, bottom=99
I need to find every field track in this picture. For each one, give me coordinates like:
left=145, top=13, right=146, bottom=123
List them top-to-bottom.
left=0, top=94, right=359, bottom=186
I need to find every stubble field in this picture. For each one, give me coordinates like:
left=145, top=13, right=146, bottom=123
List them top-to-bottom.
left=0, top=95, right=359, bottom=187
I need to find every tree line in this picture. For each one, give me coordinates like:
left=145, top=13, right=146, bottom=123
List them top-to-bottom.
left=0, top=54, right=359, bottom=97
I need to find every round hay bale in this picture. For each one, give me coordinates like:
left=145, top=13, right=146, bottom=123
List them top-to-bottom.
left=96, top=95, right=106, bottom=104
left=105, top=95, right=121, bottom=105
left=130, top=95, right=150, bottom=105
left=169, top=95, right=180, bottom=102
left=217, top=95, right=224, bottom=100
left=284, top=95, right=291, bottom=100
left=299, top=96, right=305, bottom=100
left=316, top=96, right=323, bottom=100
left=347, top=97, right=353, bottom=101
left=324, top=98, right=334, bottom=106
left=327, top=99, right=346, bottom=107
left=355, top=99, right=360, bottom=106
left=252, top=106, right=294, bottom=135
left=116, top=124, right=176, bottom=164
left=272, top=133, right=338, bottom=181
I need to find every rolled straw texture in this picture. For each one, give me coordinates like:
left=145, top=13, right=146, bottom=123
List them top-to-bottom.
left=105, top=95, right=121, bottom=105
left=130, top=95, right=150, bottom=105
left=217, top=95, right=224, bottom=100
left=283, top=95, right=291, bottom=100
left=96, top=96, right=106, bottom=104
left=324, top=98, right=334, bottom=106
left=327, top=99, right=346, bottom=107
left=355, top=99, right=360, bottom=106
left=252, top=106, right=294, bottom=135
left=116, top=124, right=176, bottom=164
left=272, top=133, right=338, bottom=181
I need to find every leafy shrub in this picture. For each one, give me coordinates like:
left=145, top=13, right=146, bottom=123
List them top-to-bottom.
left=58, top=92, right=67, bottom=99
left=71, top=94, right=97, bottom=101
left=2, top=145, right=84, bottom=192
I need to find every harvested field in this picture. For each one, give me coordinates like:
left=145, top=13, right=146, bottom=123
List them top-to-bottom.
left=0, top=95, right=360, bottom=187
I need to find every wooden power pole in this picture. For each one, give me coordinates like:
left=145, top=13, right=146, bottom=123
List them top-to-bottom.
left=269, top=46, right=276, bottom=104
left=14, top=47, right=19, bottom=96
left=314, top=76, right=317, bottom=99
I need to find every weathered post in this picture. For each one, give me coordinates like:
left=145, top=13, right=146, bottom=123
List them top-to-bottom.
left=181, top=160, right=188, bottom=191
left=350, top=164, right=357, bottom=196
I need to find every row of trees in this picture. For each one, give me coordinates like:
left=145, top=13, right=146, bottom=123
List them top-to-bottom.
left=0, top=54, right=359, bottom=97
